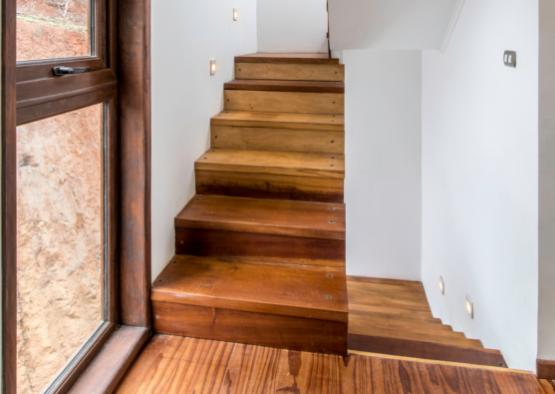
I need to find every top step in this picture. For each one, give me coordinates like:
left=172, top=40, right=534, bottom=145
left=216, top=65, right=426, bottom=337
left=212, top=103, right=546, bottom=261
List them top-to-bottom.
left=235, top=53, right=340, bottom=64
left=235, top=53, right=344, bottom=82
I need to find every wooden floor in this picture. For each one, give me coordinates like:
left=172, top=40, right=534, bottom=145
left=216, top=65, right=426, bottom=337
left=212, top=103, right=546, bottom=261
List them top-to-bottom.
left=347, top=277, right=506, bottom=366
left=117, top=335, right=552, bottom=393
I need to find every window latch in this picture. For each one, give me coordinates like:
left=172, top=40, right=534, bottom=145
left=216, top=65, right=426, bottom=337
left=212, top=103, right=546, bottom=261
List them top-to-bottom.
left=52, top=66, right=90, bottom=76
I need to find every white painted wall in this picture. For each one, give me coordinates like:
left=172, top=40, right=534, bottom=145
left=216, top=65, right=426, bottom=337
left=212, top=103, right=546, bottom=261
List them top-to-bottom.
left=257, top=0, right=327, bottom=53
left=329, top=0, right=462, bottom=51
left=421, top=0, right=538, bottom=371
left=538, top=0, right=555, bottom=363
left=151, top=1, right=258, bottom=279
left=343, top=50, right=421, bottom=280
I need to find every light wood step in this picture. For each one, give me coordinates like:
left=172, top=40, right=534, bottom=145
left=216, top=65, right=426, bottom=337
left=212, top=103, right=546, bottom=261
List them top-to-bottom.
left=235, top=62, right=344, bottom=82
left=224, top=90, right=344, bottom=114
left=212, top=111, right=344, bottom=131
left=211, top=112, right=344, bottom=154
left=195, top=149, right=344, bottom=202
left=175, top=195, right=345, bottom=260
left=152, top=255, right=348, bottom=354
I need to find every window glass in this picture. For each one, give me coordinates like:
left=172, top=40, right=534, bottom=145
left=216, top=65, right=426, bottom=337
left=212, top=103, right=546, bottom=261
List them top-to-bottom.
left=17, top=0, right=93, bottom=61
left=16, top=104, right=104, bottom=393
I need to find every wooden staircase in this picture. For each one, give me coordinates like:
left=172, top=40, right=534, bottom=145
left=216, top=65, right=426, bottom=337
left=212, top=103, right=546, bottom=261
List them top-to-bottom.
left=152, top=53, right=348, bottom=354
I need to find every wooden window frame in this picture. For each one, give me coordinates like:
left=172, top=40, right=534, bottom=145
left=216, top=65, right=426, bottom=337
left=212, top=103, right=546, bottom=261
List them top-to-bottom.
left=1, top=0, right=152, bottom=391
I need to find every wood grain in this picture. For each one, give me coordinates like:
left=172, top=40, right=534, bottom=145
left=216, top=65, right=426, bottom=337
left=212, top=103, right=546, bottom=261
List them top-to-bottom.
left=2, top=0, right=17, bottom=389
left=118, top=0, right=152, bottom=328
left=235, top=62, right=344, bottom=82
left=224, top=90, right=344, bottom=114
left=212, top=111, right=344, bottom=131
left=211, top=126, right=344, bottom=154
left=196, top=149, right=344, bottom=202
left=176, top=228, right=346, bottom=260
left=152, top=255, right=347, bottom=321
left=69, top=326, right=150, bottom=394
left=117, top=335, right=544, bottom=394
left=538, top=359, right=555, bottom=380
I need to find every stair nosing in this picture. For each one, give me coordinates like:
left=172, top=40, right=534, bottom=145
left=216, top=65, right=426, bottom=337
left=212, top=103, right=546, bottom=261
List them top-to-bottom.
left=224, top=79, right=344, bottom=94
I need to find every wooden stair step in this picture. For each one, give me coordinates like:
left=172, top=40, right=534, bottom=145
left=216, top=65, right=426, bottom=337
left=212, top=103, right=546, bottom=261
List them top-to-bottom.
left=235, top=53, right=339, bottom=64
left=235, top=62, right=344, bottom=82
left=224, top=79, right=344, bottom=93
left=224, top=90, right=344, bottom=115
left=212, top=111, right=344, bottom=131
left=211, top=112, right=344, bottom=154
left=195, top=149, right=344, bottom=202
left=175, top=195, right=345, bottom=260
left=152, top=255, right=348, bottom=354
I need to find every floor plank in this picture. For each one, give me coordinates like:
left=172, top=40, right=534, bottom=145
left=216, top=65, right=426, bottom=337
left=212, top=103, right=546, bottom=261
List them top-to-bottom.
left=117, top=335, right=544, bottom=394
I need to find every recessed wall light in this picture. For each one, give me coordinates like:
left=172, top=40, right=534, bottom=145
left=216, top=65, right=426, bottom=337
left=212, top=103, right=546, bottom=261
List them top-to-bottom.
left=233, top=8, right=239, bottom=21
left=209, top=59, right=217, bottom=76
left=438, top=276, right=445, bottom=295
left=465, top=297, right=474, bottom=319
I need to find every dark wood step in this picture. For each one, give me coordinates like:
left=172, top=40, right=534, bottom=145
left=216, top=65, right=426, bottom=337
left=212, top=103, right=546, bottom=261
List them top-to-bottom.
left=235, top=52, right=339, bottom=64
left=224, top=79, right=344, bottom=94
left=211, top=111, right=344, bottom=131
left=195, top=149, right=344, bottom=202
left=175, top=195, right=345, bottom=259
left=152, top=255, right=348, bottom=354
left=349, top=334, right=507, bottom=368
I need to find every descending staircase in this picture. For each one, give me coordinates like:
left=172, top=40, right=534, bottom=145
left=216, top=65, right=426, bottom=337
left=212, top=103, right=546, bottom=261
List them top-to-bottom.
left=152, top=53, right=348, bottom=354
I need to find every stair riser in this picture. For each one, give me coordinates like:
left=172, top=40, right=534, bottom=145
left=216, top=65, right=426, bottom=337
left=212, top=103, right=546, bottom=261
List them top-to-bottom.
left=235, top=62, right=345, bottom=82
left=224, top=90, right=344, bottom=114
left=211, top=126, right=344, bottom=154
left=196, top=170, right=344, bottom=202
left=176, top=228, right=346, bottom=260
left=153, top=301, right=348, bottom=355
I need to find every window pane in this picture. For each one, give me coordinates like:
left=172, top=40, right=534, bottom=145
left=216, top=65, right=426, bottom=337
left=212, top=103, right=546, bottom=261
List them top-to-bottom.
left=17, top=0, right=92, bottom=61
left=16, top=104, right=104, bottom=393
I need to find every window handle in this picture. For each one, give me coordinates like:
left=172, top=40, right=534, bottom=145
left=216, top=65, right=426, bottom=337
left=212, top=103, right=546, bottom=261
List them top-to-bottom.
left=52, top=66, right=90, bottom=76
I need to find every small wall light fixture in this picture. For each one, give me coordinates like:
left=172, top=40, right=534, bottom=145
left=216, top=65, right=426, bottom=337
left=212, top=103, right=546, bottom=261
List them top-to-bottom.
left=233, top=8, right=239, bottom=21
left=209, top=59, right=217, bottom=76
left=438, top=276, right=445, bottom=295
left=465, top=296, right=474, bottom=319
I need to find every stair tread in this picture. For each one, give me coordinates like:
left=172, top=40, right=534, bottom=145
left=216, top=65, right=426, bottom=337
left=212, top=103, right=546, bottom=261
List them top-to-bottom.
left=236, top=52, right=339, bottom=64
left=224, top=79, right=344, bottom=93
left=212, top=111, right=344, bottom=131
left=196, top=149, right=344, bottom=178
left=176, top=194, right=345, bottom=240
left=152, top=255, right=348, bottom=322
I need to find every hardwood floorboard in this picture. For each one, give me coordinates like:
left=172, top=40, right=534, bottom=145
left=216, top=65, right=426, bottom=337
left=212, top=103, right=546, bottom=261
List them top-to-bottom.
left=117, top=335, right=544, bottom=394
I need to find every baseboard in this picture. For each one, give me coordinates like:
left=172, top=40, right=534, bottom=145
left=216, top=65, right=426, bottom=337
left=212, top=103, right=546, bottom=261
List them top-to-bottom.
left=537, top=358, right=555, bottom=380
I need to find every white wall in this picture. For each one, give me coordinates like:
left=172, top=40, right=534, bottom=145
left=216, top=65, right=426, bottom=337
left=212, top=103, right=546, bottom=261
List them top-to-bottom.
left=257, top=0, right=327, bottom=53
left=329, top=0, right=461, bottom=51
left=421, top=0, right=538, bottom=371
left=538, top=0, right=555, bottom=363
left=151, top=1, right=258, bottom=279
left=344, top=50, right=422, bottom=280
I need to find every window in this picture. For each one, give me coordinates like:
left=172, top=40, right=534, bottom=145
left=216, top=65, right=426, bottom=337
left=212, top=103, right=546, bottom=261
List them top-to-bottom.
left=12, top=0, right=117, bottom=392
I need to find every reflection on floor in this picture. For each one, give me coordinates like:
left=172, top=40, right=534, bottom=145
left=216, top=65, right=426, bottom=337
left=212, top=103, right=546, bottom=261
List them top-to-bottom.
left=117, top=335, right=550, bottom=394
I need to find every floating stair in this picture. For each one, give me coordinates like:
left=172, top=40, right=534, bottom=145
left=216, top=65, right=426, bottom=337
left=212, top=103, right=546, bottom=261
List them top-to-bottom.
left=153, top=52, right=348, bottom=354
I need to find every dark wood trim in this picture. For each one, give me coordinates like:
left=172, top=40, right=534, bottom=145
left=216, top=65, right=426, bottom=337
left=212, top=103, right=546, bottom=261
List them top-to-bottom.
left=2, top=0, right=17, bottom=391
left=117, top=0, right=152, bottom=327
left=224, top=79, right=344, bottom=93
left=44, top=322, right=116, bottom=393
left=68, top=326, right=150, bottom=393
left=348, top=334, right=507, bottom=368
left=537, top=358, right=555, bottom=380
